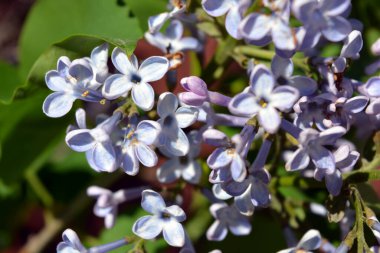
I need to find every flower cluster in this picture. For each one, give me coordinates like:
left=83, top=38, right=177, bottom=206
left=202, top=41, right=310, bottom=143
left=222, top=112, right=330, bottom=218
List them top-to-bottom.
left=43, top=0, right=380, bottom=252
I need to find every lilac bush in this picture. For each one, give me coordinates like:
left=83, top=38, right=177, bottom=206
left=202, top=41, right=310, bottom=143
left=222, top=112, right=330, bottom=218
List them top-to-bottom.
left=33, top=0, right=380, bottom=252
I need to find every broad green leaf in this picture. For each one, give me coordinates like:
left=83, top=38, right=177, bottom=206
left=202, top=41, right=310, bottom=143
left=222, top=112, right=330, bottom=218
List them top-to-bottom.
left=19, top=0, right=143, bottom=80
left=124, top=0, right=167, bottom=32
left=0, top=62, right=21, bottom=104
left=0, top=92, right=71, bottom=190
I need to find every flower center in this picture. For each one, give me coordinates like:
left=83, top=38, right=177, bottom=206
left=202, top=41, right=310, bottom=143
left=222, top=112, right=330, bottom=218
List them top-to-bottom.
left=131, top=73, right=142, bottom=84
left=259, top=98, right=268, bottom=108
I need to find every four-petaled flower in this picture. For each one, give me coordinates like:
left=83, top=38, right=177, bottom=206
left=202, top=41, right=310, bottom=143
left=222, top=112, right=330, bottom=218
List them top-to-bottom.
left=102, top=47, right=169, bottom=111
left=43, top=58, right=103, bottom=118
left=229, top=64, right=299, bottom=133
left=157, top=92, right=199, bottom=156
left=65, top=112, right=122, bottom=172
left=120, top=118, right=161, bottom=175
left=133, top=190, right=186, bottom=247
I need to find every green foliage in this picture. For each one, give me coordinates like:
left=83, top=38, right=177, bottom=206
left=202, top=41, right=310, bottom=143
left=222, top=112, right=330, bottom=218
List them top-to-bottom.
left=19, top=0, right=142, bottom=79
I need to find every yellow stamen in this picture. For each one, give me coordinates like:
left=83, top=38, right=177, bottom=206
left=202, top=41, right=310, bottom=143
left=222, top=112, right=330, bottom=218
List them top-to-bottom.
left=81, top=90, right=90, bottom=97
left=99, top=99, right=106, bottom=105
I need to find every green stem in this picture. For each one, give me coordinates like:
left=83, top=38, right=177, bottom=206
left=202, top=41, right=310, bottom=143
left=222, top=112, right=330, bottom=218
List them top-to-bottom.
left=234, top=46, right=275, bottom=61
left=25, top=172, right=54, bottom=208
left=352, top=187, right=365, bottom=253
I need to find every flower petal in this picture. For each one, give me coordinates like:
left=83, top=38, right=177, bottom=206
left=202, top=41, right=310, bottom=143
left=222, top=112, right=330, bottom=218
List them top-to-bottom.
left=202, top=0, right=230, bottom=17
left=225, top=6, right=243, bottom=39
left=148, top=12, right=170, bottom=33
left=240, top=13, right=272, bottom=41
left=322, top=16, right=351, bottom=42
left=166, top=20, right=183, bottom=40
left=272, top=20, right=296, bottom=51
left=341, top=30, right=363, bottom=59
left=111, top=47, right=135, bottom=75
left=271, top=55, right=294, bottom=79
left=139, top=56, right=169, bottom=83
left=251, top=64, right=275, bottom=98
left=45, top=70, right=71, bottom=92
left=102, top=74, right=133, bottom=100
left=290, top=76, right=317, bottom=96
left=365, top=77, right=380, bottom=97
left=132, top=82, right=155, bottom=111
left=270, top=86, right=299, bottom=111
left=43, top=92, right=76, bottom=118
left=158, top=92, right=179, bottom=118
left=228, top=92, right=260, bottom=117
left=343, top=96, right=368, bottom=114
left=258, top=106, right=281, bottom=134
left=175, top=107, right=199, bottom=128
left=136, top=120, right=161, bottom=145
left=318, top=126, right=347, bottom=145
left=160, top=128, right=190, bottom=156
left=65, top=129, right=95, bottom=152
left=91, top=142, right=118, bottom=172
left=135, top=143, right=158, bottom=167
left=122, top=146, right=139, bottom=176
left=309, top=146, right=335, bottom=172
left=207, top=148, right=232, bottom=169
left=285, top=148, right=310, bottom=171
left=231, top=155, right=246, bottom=182
left=157, top=159, right=181, bottom=183
left=182, top=161, right=202, bottom=184
left=325, top=169, right=343, bottom=196
left=234, top=186, right=255, bottom=216
left=141, top=190, right=166, bottom=214
left=165, top=206, right=186, bottom=222
left=133, top=215, right=163, bottom=239
left=162, top=219, right=185, bottom=247
left=206, top=220, right=228, bottom=241
left=297, top=229, right=322, bottom=250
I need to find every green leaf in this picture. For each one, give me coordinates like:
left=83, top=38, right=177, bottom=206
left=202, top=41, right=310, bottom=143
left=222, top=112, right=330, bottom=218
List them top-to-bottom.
left=19, top=0, right=143, bottom=80
left=124, top=0, right=167, bottom=32
left=0, top=62, right=21, bottom=104
left=0, top=93, right=71, bottom=192
left=278, top=186, right=312, bottom=202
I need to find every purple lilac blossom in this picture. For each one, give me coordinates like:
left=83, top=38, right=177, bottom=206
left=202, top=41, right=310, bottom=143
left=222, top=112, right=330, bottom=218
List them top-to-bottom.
left=202, top=0, right=251, bottom=39
left=102, top=48, right=169, bottom=111
left=43, top=58, right=104, bottom=118
left=229, top=64, right=299, bottom=133
left=157, top=92, right=198, bottom=156
left=65, top=112, right=122, bottom=173
left=120, top=118, right=161, bottom=175
left=157, top=131, right=202, bottom=184
left=133, top=190, right=186, bottom=247
left=206, top=203, right=251, bottom=241
left=277, top=229, right=322, bottom=253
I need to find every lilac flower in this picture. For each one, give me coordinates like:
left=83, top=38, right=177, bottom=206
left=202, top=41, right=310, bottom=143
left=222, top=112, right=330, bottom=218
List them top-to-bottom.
left=148, top=0, right=186, bottom=33
left=202, top=0, right=251, bottom=39
left=292, top=0, right=352, bottom=43
left=239, top=1, right=296, bottom=51
left=145, top=20, right=201, bottom=55
left=341, top=30, right=363, bottom=60
left=102, top=48, right=169, bottom=111
left=271, top=55, right=317, bottom=96
left=43, top=58, right=103, bottom=118
left=229, top=64, right=299, bottom=133
left=179, top=76, right=232, bottom=107
left=157, top=92, right=198, bottom=156
left=315, top=93, right=369, bottom=130
left=293, top=95, right=330, bottom=130
left=65, top=112, right=122, bottom=172
left=120, top=119, right=161, bottom=175
left=285, top=126, right=347, bottom=173
left=204, top=128, right=248, bottom=182
left=157, top=131, right=202, bottom=184
left=314, top=145, right=359, bottom=196
left=87, top=186, right=146, bottom=228
left=133, top=190, right=186, bottom=247
left=206, top=203, right=251, bottom=241
left=367, top=215, right=380, bottom=244
left=57, top=229, right=86, bottom=253
left=57, top=229, right=128, bottom=253
left=277, top=229, right=322, bottom=253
